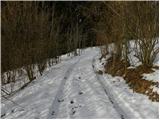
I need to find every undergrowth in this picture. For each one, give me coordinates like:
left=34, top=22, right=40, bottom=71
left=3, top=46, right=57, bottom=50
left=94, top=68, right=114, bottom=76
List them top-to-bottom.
left=101, top=55, right=159, bottom=102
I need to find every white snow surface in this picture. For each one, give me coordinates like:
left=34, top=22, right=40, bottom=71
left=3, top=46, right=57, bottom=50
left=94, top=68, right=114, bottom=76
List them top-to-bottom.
left=1, top=47, right=159, bottom=119
left=93, top=51, right=159, bottom=119
left=142, top=69, right=159, bottom=82
left=142, top=69, right=159, bottom=94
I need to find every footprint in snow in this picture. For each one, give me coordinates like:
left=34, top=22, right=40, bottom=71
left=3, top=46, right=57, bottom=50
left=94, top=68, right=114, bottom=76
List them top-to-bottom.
left=79, top=91, right=83, bottom=95
left=58, top=98, right=64, bottom=102
left=70, top=100, right=74, bottom=104
left=70, top=101, right=76, bottom=116
left=70, top=104, right=82, bottom=116
left=70, top=107, right=76, bottom=115
left=11, top=109, right=15, bottom=113
left=71, top=110, right=76, bottom=115
left=51, top=111, right=55, bottom=115
left=1, top=113, right=6, bottom=118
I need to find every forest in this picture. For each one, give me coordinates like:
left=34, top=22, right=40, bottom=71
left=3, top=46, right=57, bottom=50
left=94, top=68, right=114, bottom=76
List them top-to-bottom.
left=1, top=1, right=159, bottom=119
left=1, top=1, right=159, bottom=83
left=2, top=1, right=158, bottom=83
left=2, top=1, right=97, bottom=82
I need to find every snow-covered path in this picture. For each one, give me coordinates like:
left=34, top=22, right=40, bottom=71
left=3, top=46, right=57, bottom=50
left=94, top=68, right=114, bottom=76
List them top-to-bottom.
left=1, top=47, right=158, bottom=119
left=1, top=48, right=120, bottom=119
left=47, top=48, right=122, bottom=119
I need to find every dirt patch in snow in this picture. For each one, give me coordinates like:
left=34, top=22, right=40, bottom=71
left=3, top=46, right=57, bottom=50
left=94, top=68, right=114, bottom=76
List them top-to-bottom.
left=103, top=55, right=159, bottom=102
left=104, top=56, right=130, bottom=76
left=124, top=66, right=159, bottom=102
left=97, top=70, right=103, bottom=75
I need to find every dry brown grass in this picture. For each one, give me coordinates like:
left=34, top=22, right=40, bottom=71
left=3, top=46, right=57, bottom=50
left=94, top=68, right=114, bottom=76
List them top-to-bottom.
left=104, top=55, right=159, bottom=102
left=104, top=56, right=130, bottom=76
left=97, top=70, right=103, bottom=75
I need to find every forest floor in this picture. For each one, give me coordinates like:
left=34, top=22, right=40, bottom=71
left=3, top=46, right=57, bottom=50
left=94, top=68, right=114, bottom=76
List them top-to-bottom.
left=1, top=47, right=159, bottom=119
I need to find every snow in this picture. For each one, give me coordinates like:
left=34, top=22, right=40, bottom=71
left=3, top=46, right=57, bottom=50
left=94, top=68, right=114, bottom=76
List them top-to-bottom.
left=127, top=39, right=159, bottom=67
left=127, top=40, right=142, bottom=67
left=1, top=47, right=159, bottom=119
left=1, top=50, right=76, bottom=96
left=93, top=53, right=159, bottom=119
left=142, top=69, right=159, bottom=82
left=101, top=74, right=158, bottom=118
left=150, top=86, right=159, bottom=94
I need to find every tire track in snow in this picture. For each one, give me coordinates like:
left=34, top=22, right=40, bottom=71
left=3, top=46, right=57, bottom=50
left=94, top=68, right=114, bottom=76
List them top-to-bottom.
left=48, top=48, right=128, bottom=118
left=69, top=53, right=121, bottom=118
left=92, top=56, right=128, bottom=119
left=92, top=56, right=144, bottom=119
left=47, top=57, right=81, bottom=119
left=96, top=74, right=144, bottom=118
left=95, top=77, right=127, bottom=118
